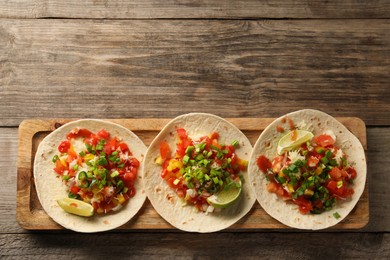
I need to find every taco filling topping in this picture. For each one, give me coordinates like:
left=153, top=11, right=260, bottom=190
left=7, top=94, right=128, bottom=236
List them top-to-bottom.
left=52, top=128, right=140, bottom=214
left=156, top=128, right=247, bottom=213
left=257, top=129, right=357, bottom=215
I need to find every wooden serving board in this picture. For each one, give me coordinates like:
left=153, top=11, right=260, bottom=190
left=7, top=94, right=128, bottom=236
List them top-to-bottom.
left=16, top=118, right=369, bottom=231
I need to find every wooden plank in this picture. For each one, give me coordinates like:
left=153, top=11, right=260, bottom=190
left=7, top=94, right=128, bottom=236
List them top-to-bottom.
left=1, top=0, right=389, bottom=19
left=0, top=19, right=389, bottom=126
left=16, top=118, right=368, bottom=231
left=1, top=233, right=390, bottom=258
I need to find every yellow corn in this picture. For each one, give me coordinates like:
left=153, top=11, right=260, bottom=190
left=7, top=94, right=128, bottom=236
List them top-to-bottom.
left=84, top=154, right=95, bottom=161
left=155, top=156, right=164, bottom=165
left=60, top=157, right=67, bottom=167
left=237, top=158, right=248, bottom=167
left=167, top=159, right=183, bottom=172
left=315, top=166, right=323, bottom=175
left=287, top=184, right=294, bottom=193
left=117, top=193, right=125, bottom=204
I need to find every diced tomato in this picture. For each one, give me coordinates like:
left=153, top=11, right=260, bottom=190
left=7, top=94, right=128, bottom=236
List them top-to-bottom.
left=66, top=128, right=93, bottom=140
left=176, top=128, right=188, bottom=139
left=97, top=129, right=110, bottom=139
left=210, top=132, right=219, bottom=140
left=314, top=134, right=335, bottom=147
left=85, top=135, right=99, bottom=146
left=199, top=136, right=212, bottom=148
left=103, top=138, right=117, bottom=155
left=211, top=139, right=222, bottom=150
left=58, top=140, right=71, bottom=153
left=160, top=141, right=171, bottom=160
left=118, top=142, right=129, bottom=153
left=225, top=145, right=234, bottom=157
left=67, top=147, right=77, bottom=161
left=257, top=155, right=272, bottom=173
left=271, top=155, right=284, bottom=173
left=307, top=156, right=319, bottom=168
left=131, top=157, right=140, bottom=168
left=54, top=159, right=66, bottom=175
left=329, top=167, right=342, bottom=180
left=346, top=167, right=357, bottom=179
left=161, top=169, right=168, bottom=178
left=340, top=169, right=350, bottom=179
left=123, top=170, right=137, bottom=182
left=167, top=177, right=177, bottom=188
left=327, top=180, right=338, bottom=193
left=267, top=182, right=289, bottom=199
left=127, top=185, right=136, bottom=197
left=70, top=186, right=80, bottom=195
left=176, top=189, right=185, bottom=198
left=293, top=196, right=312, bottom=214
left=312, top=200, right=323, bottom=209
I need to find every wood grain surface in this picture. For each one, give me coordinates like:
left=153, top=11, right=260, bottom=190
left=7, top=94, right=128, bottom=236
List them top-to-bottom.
left=1, top=0, right=390, bottom=19
left=1, top=0, right=390, bottom=258
left=0, top=19, right=389, bottom=126
left=16, top=118, right=368, bottom=231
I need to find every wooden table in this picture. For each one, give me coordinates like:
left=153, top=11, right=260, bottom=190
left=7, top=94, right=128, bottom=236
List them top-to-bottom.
left=1, top=1, right=389, bottom=258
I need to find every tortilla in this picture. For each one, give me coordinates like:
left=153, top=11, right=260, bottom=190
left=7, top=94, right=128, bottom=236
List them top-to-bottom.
left=248, top=109, right=367, bottom=230
left=142, top=113, right=256, bottom=232
left=34, top=119, right=147, bottom=232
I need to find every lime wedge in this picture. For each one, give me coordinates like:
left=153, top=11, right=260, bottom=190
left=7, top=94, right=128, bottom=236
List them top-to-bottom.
left=277, top=130, right=314, bottom=155
left=207, top=182, right=242, bottom=209
left=57, top=198, right=94, bottom=217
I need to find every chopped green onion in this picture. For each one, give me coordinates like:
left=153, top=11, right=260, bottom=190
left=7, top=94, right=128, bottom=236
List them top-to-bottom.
left=96, top=140, right=105, bottom=151
left=231, top=140, right=239, bottom=147
left=85, top=143, right=93, bottom=152
left=195, top=143, right=206, bottom=153
left=185, top=146, right=194, bottom=154
left=325, top=150, right=333, bottom=159
left=79, top=151, right=85, bottom=157
left=112, top=151, right=118, bottom=156
left=196, top=154, right=204, bottom=161
left=52, top=155, right=59, bottom=163
left=183, top=155, right=190, bottom=165
left=98, top=156, right=108, bottom=166
left=321, top=157, right=329, bottom=164
left=340, top=157, right=348, bottom=167
left=329, top=159, right=338, bottom=166
left=118, top=163, right=124, bottom=169
left=73, top=164, right=79, bottom=170
left=110, top=170, right=119, bottom=178
left=62, top=175, right=70, bottom=181
left=213, top=177, right=220, bottom=184
left=337, top=180, right=343, bottom=188
left=68, top=192, right=78, bottom=199
left=333, top=212, right=341, bottom=219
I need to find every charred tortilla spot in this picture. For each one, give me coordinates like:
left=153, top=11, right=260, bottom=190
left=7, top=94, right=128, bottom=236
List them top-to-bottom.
left=54, top=122, right=63, bottom=129
left=166, top=194, right=175, bottom=203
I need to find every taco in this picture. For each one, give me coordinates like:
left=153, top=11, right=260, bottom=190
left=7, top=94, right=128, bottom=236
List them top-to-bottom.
left=248, top=109, right=366, bottom=229
left=142, top=113, right=256, bottom=232
left=34, top=119, right=147, bottom=232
